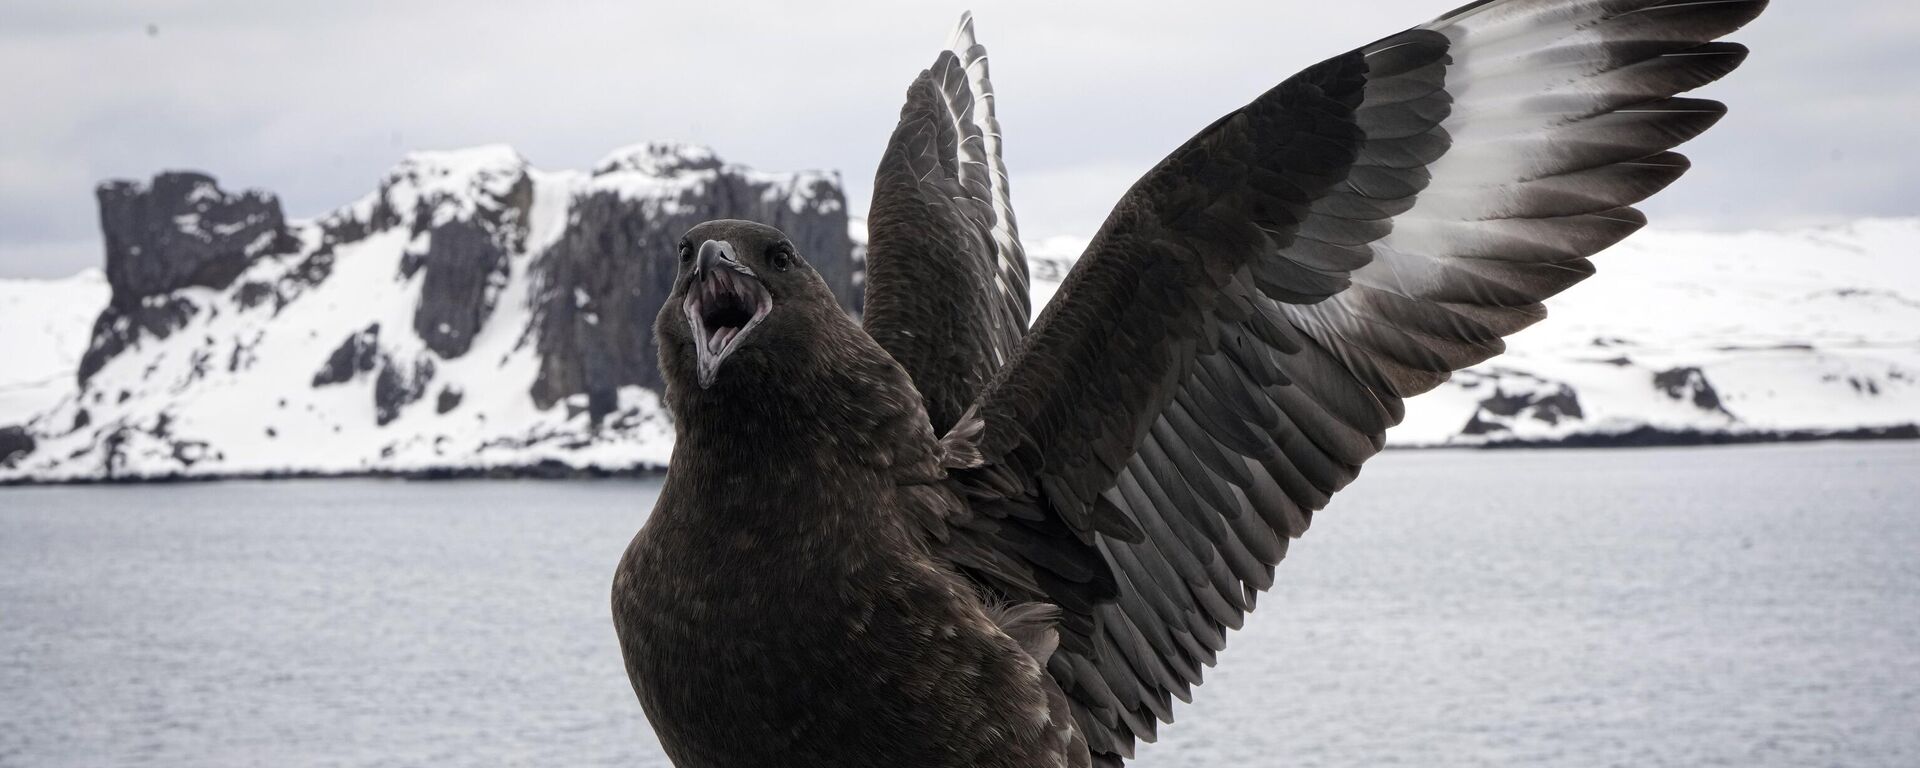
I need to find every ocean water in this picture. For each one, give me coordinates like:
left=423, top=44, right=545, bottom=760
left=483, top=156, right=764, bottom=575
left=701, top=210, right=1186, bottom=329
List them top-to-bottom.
left=1, top=443, right=1915, bottom=767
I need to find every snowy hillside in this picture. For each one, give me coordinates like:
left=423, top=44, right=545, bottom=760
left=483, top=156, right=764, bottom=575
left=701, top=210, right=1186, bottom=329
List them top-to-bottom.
left=0, top=143, right=855, bottom=482
left=1, top=148, right=1915, bottom=482
left=1397, top=220, right=1920, bottom=445
left=0, top=270, right=110, bottom=421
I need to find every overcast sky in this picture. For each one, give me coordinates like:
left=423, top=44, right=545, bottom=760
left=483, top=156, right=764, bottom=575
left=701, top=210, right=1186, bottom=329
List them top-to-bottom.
left=2, top=1, right=1914, bottom=278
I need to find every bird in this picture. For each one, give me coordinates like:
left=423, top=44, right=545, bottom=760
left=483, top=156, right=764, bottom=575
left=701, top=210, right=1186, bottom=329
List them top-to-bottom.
left=612, top=1, right=1767, bottom=766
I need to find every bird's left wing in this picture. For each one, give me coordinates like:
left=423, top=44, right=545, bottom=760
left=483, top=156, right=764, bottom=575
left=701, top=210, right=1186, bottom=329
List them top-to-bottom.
left=926, top=1, right=1766, bottom=764
left=864, top=13, right=1031, bottom=434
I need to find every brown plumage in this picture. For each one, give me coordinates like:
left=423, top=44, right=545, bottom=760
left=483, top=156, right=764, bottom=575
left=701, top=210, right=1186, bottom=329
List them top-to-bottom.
left=612, top=2, right=1767, bottom=765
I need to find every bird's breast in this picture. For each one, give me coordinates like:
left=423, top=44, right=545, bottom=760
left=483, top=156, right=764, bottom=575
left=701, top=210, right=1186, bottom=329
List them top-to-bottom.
left=611, top=491, right=1059, bottom=767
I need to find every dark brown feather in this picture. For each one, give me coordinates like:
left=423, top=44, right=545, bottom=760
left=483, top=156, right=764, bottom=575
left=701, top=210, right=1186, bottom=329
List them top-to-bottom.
left=921, top=2, right=1765, bottom=762
left=865, top=26, right=1030, bottom=434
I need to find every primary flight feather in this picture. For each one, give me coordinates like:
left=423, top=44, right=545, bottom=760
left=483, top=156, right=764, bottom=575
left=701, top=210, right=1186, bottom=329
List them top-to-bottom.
left=612, top=1, right=1768, bottom=765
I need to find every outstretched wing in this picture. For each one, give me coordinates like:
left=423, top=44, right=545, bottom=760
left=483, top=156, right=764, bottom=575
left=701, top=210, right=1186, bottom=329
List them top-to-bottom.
left=931, top=1, right=1766, bottom=764
left=865, top=12, right=1030, bottom=433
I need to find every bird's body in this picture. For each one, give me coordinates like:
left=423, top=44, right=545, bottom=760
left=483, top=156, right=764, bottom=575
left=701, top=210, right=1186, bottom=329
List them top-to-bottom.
left=614, top=2, right=1768, bottom=765
left=613, top=244, right=1078, bottom=766
left=616, top=464, right=1061, bottom=768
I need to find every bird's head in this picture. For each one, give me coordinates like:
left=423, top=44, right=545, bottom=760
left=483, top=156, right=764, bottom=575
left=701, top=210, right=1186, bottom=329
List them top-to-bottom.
left=655, top=219, right=842, bottom=394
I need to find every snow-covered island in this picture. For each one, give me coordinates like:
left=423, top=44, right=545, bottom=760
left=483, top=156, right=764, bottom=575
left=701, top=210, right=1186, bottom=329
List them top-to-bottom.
left=1, top=144, right=1915, bottom=483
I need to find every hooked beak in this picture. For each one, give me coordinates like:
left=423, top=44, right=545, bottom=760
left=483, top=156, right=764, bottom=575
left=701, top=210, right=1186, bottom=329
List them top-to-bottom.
left=684, top=240, right=772, bottom=389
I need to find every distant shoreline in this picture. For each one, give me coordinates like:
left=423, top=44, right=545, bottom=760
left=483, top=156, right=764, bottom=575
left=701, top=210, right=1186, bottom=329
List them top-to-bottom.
left=1409, top=424, right=1920, bottom=450
left=5, top=426, right=1913, bottom=487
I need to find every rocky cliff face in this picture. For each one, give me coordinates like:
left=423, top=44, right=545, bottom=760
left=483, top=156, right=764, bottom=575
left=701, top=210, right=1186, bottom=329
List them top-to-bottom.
left=0, top=143, right=856, bottom=481
left=527, top=144, right=857, bottom=420
left=97, top=172, right=300, bottom=306
left=82, top=173, right=301, bottom=382
left=0, top=426, right=32, bottom=468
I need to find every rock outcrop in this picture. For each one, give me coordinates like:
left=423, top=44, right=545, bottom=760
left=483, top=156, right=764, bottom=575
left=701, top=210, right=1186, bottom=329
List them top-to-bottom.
left=1, top=143, right=857, bottom=482
left=528, top=144, right=854, bottom=420
left=395, top=152, right=533, bottom=359
left=97, top=172, right=298, bottom=307
left=81, top=173, right=300, bottom=382
left=312, top=324, right=383, bottom=388
left=374, top=355, right=436, bottom=427
left=1654, top=366, right=1733, bottom=417
left=1461, top=372, right=1587, bottom=437
left=0, top=426, right=33, bottom=467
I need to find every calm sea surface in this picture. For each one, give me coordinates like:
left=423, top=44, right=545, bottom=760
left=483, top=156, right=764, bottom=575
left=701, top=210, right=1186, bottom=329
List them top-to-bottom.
left=2, top=443, right=1916, bottom=767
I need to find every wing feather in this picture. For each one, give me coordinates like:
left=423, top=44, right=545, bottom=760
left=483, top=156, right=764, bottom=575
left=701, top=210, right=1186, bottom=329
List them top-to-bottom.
left=924, top=1, right=1765, bottom=763
left=865, top=13, right=1031, bottom=433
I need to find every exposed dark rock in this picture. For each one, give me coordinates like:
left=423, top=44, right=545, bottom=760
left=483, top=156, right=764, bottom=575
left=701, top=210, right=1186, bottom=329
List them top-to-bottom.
left=528, top=145, right=857, bottom=422
left=361, top=151, right=533, bottom=359
left=78, top=171, right=296, bottom=383
left=96, top=171, right=298, bottom=308
left=527, top=191, right=670, bottom=421
left=315, top=194, right=402, bottom=249
left=411, top=213, right=520, bottom=358
left=276, top=247, right=336, bottom=307
left=234, top=280, right=276, bottom=309
left=77, top=295, right=200, bottom=383
left=312, top=324, right=383, bottom=387
left=228, top=333, right=262, bottom=373
left=184, top=346, right=215, bottom=386
left=374, top=355, right=436, bottom=426
left=1654, top=366, right=1733, bottom=416
left=1462, top=379, right=1586, bottom=436
left=436, top=385, right=464, bottom=414
left=1531, top=389, right=1584, bottom=424
left=72, top=409, right=91, bottom=431
left=1461, top=412, right=1502, bottom=437
left=1471, top=424, right=1920, bottom=449
left=0, top=426, right=34, bottom=467
left=100, top=427, right=132, bottom=478
left=172, top=441, right=213, bottom=467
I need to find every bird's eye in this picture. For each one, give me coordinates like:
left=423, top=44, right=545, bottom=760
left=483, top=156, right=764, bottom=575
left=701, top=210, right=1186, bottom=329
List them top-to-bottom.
left=677, top=239, right=693, bottom=263
left=769, top=246, right=794, bottom=273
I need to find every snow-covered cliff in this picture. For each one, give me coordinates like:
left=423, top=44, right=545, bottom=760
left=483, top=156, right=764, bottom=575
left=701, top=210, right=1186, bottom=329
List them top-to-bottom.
left=0, top=143, right=855, bottom=481
left=1, top=149, right=1914, bottom=482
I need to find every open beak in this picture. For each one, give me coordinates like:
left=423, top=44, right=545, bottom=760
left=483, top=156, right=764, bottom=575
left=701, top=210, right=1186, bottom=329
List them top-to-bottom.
left=684, top=240, right=773, bottom=389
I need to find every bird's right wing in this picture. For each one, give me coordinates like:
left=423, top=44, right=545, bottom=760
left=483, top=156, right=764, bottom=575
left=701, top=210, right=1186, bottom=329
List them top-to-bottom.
left=928, top=1, right=1766, bottom=764
left=864, top=13, right=1030, bottom=434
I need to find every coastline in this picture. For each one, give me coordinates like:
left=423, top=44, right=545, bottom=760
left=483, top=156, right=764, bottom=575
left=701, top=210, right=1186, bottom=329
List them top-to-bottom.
left=7, top=426, right=1913, bottom=487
